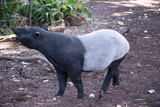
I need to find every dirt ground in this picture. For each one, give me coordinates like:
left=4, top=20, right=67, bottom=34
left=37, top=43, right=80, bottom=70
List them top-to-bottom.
left=0, top=0, right=160, bottom=107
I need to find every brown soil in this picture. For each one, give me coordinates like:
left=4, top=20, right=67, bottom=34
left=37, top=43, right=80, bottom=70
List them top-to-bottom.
left=0, top=0, right=160, bottom=107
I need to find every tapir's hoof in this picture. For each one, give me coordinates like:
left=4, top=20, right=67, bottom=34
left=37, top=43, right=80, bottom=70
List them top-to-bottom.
left=112, top=82, right=119, bottom=86
left=55, top=92, right=64, bottom=97
left=77, top=94, right=85, bottom=99
left=97, top=94, right=103, bottom=101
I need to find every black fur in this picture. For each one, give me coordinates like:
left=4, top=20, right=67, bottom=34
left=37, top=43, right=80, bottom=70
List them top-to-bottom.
left=12, top=26, right=86, bottom=98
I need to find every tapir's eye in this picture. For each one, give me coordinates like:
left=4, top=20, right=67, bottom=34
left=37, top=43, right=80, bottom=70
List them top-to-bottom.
left=35, top=32, right=40, bottom=38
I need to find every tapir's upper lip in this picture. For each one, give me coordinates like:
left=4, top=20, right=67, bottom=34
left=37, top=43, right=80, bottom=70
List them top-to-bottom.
left=11, top=27, right=17, bottom=33
left=12, top=27, right=20, bottom=37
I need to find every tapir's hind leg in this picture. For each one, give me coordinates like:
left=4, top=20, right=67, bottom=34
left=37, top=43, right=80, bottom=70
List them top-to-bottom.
left=98, top=56, right=126, bottom=100
left=112, top=56, right=126, bottom=86
left=112, top=69, right=120, bottom=86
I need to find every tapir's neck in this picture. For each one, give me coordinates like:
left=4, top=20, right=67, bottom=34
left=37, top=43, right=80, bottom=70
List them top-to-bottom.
left=37, top=31, right=74, bottom=60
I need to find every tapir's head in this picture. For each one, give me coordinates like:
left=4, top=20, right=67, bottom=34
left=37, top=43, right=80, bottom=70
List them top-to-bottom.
left=12, top=25, right=48, bottom=49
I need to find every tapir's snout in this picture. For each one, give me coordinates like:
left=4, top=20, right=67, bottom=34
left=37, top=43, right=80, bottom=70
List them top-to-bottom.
left=11, top=26, right=16, bottom=31
left=12, top=27, right=22, bottom=41
left=12, top=27, right=19, bottom=35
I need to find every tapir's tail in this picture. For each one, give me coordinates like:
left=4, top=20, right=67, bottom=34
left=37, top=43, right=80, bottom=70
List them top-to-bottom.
left=122, top=25, right=130, bottom=35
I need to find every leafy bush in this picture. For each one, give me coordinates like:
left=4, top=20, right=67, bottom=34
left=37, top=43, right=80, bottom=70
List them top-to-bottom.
left=0, top=0, right=91, bottom=34
left=19, top=0, right=91, bottom=25
left=0, top=1, right=23, bottom=34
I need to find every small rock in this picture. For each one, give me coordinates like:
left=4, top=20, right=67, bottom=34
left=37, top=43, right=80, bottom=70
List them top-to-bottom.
left=126, top=9, right=133, bottom=14
left=144, top=13, right=148, bottom=18
left=127, top=19, right=132, bottom=21
left=117, top=21, right=124, bottom=25
left=144, top=30, right=148, bottom=33
left=143, top=36, right=150, bottom=39
left=37, top=60, right=42, bottom=63
left=21, top=61, right=30, bottom=65
left=136, top=63, right=142, bottom=67
left=146, top=64, right=151, bottom=67
left=11, top=67, right=15, bottom=70
left=46, top=68, right=50, bottom=71
left=12, top=75, right=15, bottom=77
left=13, top=78, right=20, bottom=82
left=43, top=79, right=49, bottom=83
left=68, top=82, right=74, bottom=87
left=18, top=87, right=24, bottom=91
left=148, top=89, right=155, bottom=94
left=89, top=93, right=95, bottom=98
left=26, top=95, right=33, bottom=99
left=53, top=97, right=56, bottom=101
left=135, top=99, right=143, bottom=101
left=37, top=103, right=43, bottom=105
left=78, top=103, right=83, bottom=106
left=116, top=105, right=122, bottom=107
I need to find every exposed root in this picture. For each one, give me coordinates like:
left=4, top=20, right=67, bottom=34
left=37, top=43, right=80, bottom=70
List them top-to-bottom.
left=0, top=55, right=55, bottom=72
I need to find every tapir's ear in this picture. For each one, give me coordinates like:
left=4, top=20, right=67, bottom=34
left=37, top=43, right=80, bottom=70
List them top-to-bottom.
left=41, top=23, right=48, bottom=31
left=35, top=32, right=40, bottom=38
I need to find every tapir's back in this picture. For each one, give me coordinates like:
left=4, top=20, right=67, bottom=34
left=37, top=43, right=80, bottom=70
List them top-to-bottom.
left=78, top=29, right=129, bottom=71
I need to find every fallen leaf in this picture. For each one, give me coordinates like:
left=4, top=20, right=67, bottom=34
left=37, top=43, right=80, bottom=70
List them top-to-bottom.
left=148, top=89, right=155, bottom=94
left=26, top=95, right=33, bottom=99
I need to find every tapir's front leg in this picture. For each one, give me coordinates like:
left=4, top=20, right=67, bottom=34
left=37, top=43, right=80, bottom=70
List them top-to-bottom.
left=55, top=68, right=68, bottom=97
left=68, top=71, right=84, bottom=99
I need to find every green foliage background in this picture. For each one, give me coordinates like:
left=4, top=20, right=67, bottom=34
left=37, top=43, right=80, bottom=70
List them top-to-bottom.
left=0, top=0, right=91, bottom=31
left=20, top=0, right=91, bottom=25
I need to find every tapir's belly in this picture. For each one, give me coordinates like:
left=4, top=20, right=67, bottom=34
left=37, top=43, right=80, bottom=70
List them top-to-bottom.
left=78, top=29, right=129, bottom=71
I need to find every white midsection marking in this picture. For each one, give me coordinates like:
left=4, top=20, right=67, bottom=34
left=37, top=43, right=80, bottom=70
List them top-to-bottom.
left=78, top=29, right=129, bottom=71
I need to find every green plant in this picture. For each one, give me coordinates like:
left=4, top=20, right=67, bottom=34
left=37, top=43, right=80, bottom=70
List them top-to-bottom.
left=20, top=0, right=91, bottom=25
left=0, top=1, right=23, bottom=35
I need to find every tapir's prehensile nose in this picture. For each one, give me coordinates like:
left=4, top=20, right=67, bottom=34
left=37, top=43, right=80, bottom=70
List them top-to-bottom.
left=11, top=27, right=16, bottom=32
left=12, top=27, right=20, bottom=37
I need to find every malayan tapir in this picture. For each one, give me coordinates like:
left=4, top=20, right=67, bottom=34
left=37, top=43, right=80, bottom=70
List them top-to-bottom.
left=12, top=25, right=130, bottom=99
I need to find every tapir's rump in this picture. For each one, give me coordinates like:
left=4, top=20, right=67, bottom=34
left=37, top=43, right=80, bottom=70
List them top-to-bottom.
left=78, top=29, right=130, bottom=71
